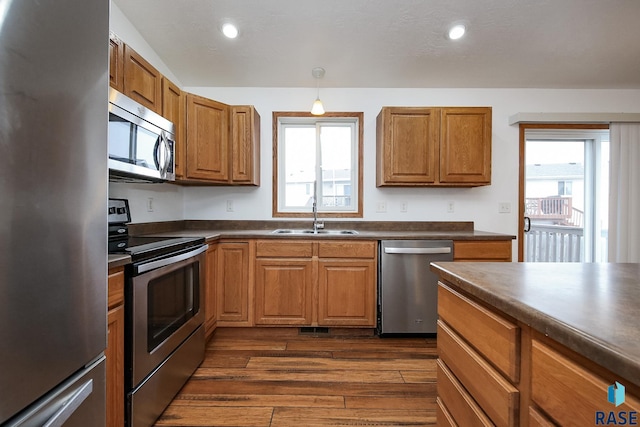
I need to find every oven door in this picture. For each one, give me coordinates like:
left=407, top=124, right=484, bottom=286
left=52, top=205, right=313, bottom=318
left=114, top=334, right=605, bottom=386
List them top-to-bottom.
left=128, top=245, right=207, bottom=388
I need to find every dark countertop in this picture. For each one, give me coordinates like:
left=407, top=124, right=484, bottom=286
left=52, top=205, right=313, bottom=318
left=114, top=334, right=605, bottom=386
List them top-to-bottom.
left=107, top=220, right=514, bottom=268
left=125, top=220, right=515, bottom=243
left=108, top=253, right=131, bottom=269
left=430, top=262, right=640, bottom=387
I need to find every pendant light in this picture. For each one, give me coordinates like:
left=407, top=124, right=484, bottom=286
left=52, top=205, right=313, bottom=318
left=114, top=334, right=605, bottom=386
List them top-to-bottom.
left=310, top=67, right=325, bottom=115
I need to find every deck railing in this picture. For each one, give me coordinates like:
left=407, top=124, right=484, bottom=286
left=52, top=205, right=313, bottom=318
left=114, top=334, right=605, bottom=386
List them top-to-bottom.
left=525, top=224, right=584, bottom=262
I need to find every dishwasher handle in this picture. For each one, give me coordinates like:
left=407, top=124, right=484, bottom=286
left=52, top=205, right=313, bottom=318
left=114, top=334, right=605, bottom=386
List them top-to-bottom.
left=383, top=247, right=452, bottom=255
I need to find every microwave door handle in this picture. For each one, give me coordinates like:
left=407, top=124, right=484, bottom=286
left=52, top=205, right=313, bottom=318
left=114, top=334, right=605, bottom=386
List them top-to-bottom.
left=161, top=133, right=172, bottom=176
left=153, top=137, right=161, bottom=170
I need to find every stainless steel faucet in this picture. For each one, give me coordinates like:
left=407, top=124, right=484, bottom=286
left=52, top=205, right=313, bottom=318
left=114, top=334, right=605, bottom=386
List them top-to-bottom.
left=312, top=194, right=324, bottom=233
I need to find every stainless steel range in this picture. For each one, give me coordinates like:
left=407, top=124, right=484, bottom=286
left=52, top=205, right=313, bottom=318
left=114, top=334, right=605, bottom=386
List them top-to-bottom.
left=108, top=199, right=207, bottom=427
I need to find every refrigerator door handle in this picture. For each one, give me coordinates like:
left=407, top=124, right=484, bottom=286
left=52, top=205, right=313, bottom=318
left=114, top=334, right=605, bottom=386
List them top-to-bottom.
left=383, top=247, right=452, bottom=255
left=42, top=379, right=93, bottom=427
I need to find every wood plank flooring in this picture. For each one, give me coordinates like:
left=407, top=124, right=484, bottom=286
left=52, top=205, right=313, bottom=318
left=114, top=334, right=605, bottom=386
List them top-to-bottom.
left=154, top=328, right=438, bottom=427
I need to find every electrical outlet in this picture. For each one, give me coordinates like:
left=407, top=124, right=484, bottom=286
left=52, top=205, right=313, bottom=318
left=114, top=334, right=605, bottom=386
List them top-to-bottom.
left=147, top=197, right=154, bottom=212
left=226, top=200, right=234, bottom=212
left=400, top=201, right=408, bottom=213
left=447, top=201, right=455, bottom=214
left=376, top=202, right=387, bottom=213
left=499, top=202, right=511, bottom=213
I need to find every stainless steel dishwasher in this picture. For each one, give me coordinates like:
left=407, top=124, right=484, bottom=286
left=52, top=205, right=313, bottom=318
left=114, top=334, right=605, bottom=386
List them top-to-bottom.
left=378, top=240, right=453, bottom=335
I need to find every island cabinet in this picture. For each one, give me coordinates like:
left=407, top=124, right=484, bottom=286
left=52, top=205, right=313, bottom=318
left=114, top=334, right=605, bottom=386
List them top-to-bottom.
left=376, top=106, right=491, bottom=187
left=254, top=240, right=377, bottom=327
left=453, top=240, right=512, bottom=262
left=216, top=241, right=252, bottom=326
left=204, top=243, right=218, bottom=339
left=106, top=266, right=125, bottom=427
left=436, top=280, right=640, bottom=427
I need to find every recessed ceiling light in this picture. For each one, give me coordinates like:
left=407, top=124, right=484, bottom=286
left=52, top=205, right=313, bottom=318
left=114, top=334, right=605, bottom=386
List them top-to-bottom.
left=221, top=23, right=238, bottom=39
left=448, top=24, right=466, bottom=40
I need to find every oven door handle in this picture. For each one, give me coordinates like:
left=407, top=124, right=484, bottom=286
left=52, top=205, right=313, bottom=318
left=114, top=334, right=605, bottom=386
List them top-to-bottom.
left=136, top=244, right=208, bottom=274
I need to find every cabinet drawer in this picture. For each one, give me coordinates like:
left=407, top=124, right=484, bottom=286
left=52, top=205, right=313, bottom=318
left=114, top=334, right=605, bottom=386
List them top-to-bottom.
left=256, top=240, right=313, bottom=258
left=317, top=241, right=376, bottom=259
left=453, top=241, right=511, bottom=261
left=108, top=268, right=124, bottom=309
left=438, top=283, right=519, bottom=382
left=438, top=320, right=518, bottom=426
left=531, top=339, right=640, bottom=427
left=437, top=359, right=495, bottom=427
left=437, top=397, right=458, bottom=427
left=528, top=407, right=555, bottom=427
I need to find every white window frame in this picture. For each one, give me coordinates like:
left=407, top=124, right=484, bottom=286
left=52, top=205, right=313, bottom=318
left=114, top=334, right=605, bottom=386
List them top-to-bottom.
left=272, top=112, right=363, bottom=218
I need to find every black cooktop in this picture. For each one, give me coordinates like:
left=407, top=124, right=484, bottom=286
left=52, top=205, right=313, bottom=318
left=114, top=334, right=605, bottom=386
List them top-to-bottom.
left=108, top=198, right=205, bottom=263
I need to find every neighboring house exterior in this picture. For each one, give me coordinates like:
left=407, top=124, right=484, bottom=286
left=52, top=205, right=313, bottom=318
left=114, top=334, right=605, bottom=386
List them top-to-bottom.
left=525, top=163, right=584, bottom=226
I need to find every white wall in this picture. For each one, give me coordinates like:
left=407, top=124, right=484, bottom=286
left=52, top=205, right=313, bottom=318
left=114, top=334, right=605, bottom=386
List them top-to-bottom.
left=108, top=2, right=640, bottom=244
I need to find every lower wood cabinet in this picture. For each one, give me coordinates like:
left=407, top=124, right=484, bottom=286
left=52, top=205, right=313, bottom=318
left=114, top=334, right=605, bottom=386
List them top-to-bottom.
left=254, top=239, right=377, bottom=327
left=453, top=240, right=512, bottom=262
left=216, top=241, right=251, bottom=326
left=204, top=243, right=218, bottom=338
left=106, top=267, right=125, bottom=427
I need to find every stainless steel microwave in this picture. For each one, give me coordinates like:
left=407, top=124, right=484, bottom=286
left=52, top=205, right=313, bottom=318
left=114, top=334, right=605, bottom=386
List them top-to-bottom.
left=108, top=88, right=175, bottom=182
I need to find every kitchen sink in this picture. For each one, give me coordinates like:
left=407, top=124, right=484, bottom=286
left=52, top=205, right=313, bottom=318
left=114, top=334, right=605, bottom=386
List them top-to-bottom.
left=271, top=229, right=359, bottom=235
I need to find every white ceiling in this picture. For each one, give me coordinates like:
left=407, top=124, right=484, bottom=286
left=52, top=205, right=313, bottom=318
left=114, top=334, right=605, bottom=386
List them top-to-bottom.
left=113, top=0, right=640, bottom=89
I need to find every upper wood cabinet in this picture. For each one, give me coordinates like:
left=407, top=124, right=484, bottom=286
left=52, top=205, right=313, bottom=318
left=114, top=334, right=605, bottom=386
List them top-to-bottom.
left=108, top=32, right=124, bottom=93
left=123, top=45, right=163, bottom=114
left=162, top=78, right=186, bottom=179
left=186, top=93, right=229, bottom=182
left=185, top=96, right=261, bottom=185
left=230, top=106, right=260, bottom=185
left=376, top=106, right=492, bottom=187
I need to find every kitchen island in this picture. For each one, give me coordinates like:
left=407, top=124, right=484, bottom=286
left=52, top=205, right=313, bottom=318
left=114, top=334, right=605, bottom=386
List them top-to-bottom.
left=431, top=262, right=640, bottom=427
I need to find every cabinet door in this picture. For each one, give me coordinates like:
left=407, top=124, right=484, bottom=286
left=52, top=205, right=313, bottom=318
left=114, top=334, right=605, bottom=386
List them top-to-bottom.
left=108, top=32, right=124, bottom=92
left=123, top=45, right=162, bottom=114
left=162, top=78, right=186, bottom=179
left=186, top=94, right=230, bottom=182
left=230, top=106, right=260, bottom=185
left=376, top=107, right=439, bottom=186
left=440, top=107, right=492, bottom=185
left=453, top=240, right=512, bottom=262
left=217, top=242, right=249, bottom=323
left=205, top=244, right=218, bottom=338
left=255, top=259, right=313, bottom=325
left=317, top=259, right=376, bottom=326
left=106, top=304, right=124, bottom=427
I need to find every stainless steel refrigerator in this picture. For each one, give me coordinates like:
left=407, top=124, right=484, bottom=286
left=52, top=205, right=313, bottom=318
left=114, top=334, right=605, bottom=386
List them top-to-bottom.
left=0, top=0, right=109, bottom=425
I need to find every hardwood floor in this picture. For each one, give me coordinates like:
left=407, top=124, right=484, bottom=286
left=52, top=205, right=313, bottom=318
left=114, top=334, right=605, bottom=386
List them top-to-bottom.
left=154, top=327, right=438, bottom=427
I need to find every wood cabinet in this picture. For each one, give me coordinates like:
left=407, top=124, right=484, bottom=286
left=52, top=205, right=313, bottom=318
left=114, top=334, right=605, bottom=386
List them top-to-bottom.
left=108, top=32, right=124, bottom=92
left=123, top=45, right=163, bottom=114
left=162, top=78, right=186, bottom=179
left=186, top=93, right=230, bottom=182
left=184, top=96, right=261, bottom=185
left=230, top=106, right=261, bottom=185
left=376, top=106, right=491, bottom=187
left=254, top=240, right=377, bottom=327
left=453, top=240, right=513, bottom=262
left=216, top=241, right=251, bottom=325
left=255, top=241, right=314, bottom=325
left=317, top=241, right=377, bottom=326
left=204, top=243, right=218, bottom=338
left=106, top=267, right=125, bottom=427
left=436, top=280, right=640, bottom=427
